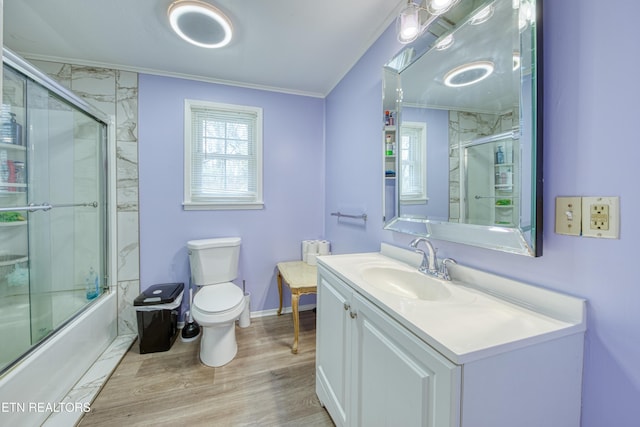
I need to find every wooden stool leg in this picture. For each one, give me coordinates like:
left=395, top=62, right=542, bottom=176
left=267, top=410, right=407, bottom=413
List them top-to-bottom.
left=277, top=271, right=283, bottom=316
left=291, top=292, right=300, bottom=354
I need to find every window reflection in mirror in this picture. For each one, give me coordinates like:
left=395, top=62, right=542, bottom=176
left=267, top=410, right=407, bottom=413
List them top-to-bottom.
left=399, top=122, right=427, bottom=204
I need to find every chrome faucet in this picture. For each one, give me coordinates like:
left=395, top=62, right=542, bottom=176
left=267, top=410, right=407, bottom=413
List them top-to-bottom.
left=409, top=237, right=439, bottom=277
left=409, top=238, right=457, bottom=281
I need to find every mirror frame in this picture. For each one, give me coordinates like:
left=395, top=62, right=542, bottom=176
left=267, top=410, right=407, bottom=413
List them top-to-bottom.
left=383, top=0, right=543, bottom=257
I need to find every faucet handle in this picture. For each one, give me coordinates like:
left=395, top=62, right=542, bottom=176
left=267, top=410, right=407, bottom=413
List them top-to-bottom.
left=409, top=237, right=426, bottom=248
left=440, top=258, right=457, bottom=281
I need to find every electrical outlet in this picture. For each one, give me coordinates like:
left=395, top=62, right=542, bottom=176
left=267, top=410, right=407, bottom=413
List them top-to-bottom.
left=581, top=196, right=619, bottom=239
left=555, top=197, right=582, bottom=236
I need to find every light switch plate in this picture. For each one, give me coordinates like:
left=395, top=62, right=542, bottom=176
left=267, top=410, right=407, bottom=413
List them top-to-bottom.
left=581, top=196, right=620, bottom=238
left=555, top=197, right=582, bottom=236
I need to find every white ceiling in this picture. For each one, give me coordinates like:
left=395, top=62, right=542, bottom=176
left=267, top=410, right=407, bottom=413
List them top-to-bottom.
left=3, top=0, right=403, bottom=97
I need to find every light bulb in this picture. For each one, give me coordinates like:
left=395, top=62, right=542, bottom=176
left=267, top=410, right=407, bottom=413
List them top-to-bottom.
left=429, top=0, right=456, bottom=14
left=398, top=4, right=421, bottom=43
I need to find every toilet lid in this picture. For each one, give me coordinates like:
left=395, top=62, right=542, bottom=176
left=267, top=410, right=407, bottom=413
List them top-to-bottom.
left=194, top=282, right=244, bottom=313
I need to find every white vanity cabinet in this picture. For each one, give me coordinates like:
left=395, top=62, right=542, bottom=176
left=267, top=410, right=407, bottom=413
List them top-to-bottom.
left=316, top=250, right=586, bottom=427
left=316, top=266, right=460, bottom=427
left=315, top=267, right=351, bottom=426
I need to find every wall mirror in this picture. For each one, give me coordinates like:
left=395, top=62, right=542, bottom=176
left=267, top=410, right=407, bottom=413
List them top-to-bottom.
left=383, top=0, right=542, bottom=256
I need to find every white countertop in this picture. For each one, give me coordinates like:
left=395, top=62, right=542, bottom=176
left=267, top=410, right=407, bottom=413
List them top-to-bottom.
left=318, top=248, right=586, bottom=364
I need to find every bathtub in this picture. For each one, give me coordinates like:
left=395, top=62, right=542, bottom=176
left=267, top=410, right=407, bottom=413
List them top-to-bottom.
left=0, top=291, right=117, bottom=427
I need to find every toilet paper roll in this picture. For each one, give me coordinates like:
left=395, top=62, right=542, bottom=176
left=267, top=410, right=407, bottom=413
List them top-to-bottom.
left=302, top=240, right=316, bottom=261
left=307, top=240, right=319, bottom=254
left=318, top=240, right=331, bottom=255
left=307, top=253, right=317, bottom=266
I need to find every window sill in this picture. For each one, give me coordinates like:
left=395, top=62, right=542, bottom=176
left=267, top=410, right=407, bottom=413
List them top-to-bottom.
left=399, top=197, right=429, bottom=205
left=183, top=201, right=264, bottom=211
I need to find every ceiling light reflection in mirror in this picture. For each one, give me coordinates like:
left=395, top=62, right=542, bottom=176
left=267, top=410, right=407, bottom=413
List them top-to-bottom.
left=443, top=61, right=495, bottom=87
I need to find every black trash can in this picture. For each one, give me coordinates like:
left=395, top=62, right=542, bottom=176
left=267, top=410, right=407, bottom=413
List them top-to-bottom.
left=134, top=283, right=184, bottom=354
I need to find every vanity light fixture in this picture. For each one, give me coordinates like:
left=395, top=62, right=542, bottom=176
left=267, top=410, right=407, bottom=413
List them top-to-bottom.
left=168, top=0, right=233, bottom=49
left=397, top=0, right=460, bottom=44
left=397, top=1, right=422, bottom=43
left=470, top=4, right=495, bottom=25
left=443, top=61, right=495, bottom=87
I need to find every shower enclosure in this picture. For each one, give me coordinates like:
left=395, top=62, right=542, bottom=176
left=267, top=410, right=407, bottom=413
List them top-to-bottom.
left=0, top=50, right=109, bottom=374
left=460, top=132, right=520, bottom=227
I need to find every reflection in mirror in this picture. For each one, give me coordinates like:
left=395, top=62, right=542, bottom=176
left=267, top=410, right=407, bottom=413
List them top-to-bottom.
left=383, top=0, right=542, bottom=256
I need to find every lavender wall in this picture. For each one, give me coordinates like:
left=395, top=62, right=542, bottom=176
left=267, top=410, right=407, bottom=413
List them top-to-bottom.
left=324, top=1, right=639, bottom=425
left=324, top=25, right=401, bottom=254
left=138, top=74, right=324, bottom=313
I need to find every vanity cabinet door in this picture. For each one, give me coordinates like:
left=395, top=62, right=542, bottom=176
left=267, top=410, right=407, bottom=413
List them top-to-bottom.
left=317, top=266, right=462, bottom=427
left=316, top=272, right=353, bottom=427
left=351, top=293, right=461, bottom=427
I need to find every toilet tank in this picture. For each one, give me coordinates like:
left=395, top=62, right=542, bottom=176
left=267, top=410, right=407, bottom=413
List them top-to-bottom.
left=187, top=237, right=241, bottom=286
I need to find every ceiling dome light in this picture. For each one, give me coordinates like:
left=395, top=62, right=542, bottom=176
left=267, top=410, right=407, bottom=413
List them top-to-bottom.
left=168, top=0, right=232, bottom=49
left=444, top=61, right=495, bottom=87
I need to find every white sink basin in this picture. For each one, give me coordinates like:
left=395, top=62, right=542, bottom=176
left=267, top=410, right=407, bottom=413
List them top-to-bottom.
left=360, top=267, right=452, bottom=301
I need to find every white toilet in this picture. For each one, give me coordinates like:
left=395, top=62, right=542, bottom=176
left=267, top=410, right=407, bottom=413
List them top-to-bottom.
left=188, top=237, right=246, bottom=367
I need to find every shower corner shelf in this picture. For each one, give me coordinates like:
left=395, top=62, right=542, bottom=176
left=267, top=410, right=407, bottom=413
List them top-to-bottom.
left=0, top=142, right=27, bottom=151
left=0, top=183, right=27, bottom=189
left=0, top=188, right=28, bottom=197
left=0, top=220, right=27, bottom=227
left=0, top=254, right=28, bottom=277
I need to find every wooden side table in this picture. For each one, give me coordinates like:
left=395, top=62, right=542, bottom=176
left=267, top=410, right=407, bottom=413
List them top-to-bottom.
left=276, top=261, right=317, bottom=354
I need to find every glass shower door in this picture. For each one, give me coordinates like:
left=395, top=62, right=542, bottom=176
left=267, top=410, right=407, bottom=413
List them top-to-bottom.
left=0, top=60, right=108, bottom=372
left=0, top=64, right=30, bottom=367
left=26, top=78, right=107, bottom=343
left=462, top=135, right=520, bottom=227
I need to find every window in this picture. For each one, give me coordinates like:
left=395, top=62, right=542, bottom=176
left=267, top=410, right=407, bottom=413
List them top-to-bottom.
left=184, top=100, right=263, bottom=210
left=399, top=122, right=427, bottom=203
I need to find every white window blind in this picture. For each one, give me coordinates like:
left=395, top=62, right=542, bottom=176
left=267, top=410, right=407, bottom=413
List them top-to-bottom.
left=184, top=100, right=263, bottom=210
left=400, top=122, right=427, bottom=202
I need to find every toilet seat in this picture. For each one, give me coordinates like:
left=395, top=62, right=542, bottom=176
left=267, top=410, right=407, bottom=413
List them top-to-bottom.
left=193, top=282, right=244, bottom=314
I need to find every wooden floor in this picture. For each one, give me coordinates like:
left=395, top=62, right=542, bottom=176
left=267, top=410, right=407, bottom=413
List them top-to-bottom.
left=79, top=311, right=334, bottom=427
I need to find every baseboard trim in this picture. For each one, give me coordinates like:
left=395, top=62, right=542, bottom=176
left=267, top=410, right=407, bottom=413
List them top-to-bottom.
left=250, top=304, right=316, bottom=318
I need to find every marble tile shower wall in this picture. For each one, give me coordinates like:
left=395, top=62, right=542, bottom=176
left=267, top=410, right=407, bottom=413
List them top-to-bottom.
left=30, top=60, right=140, bottom=335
